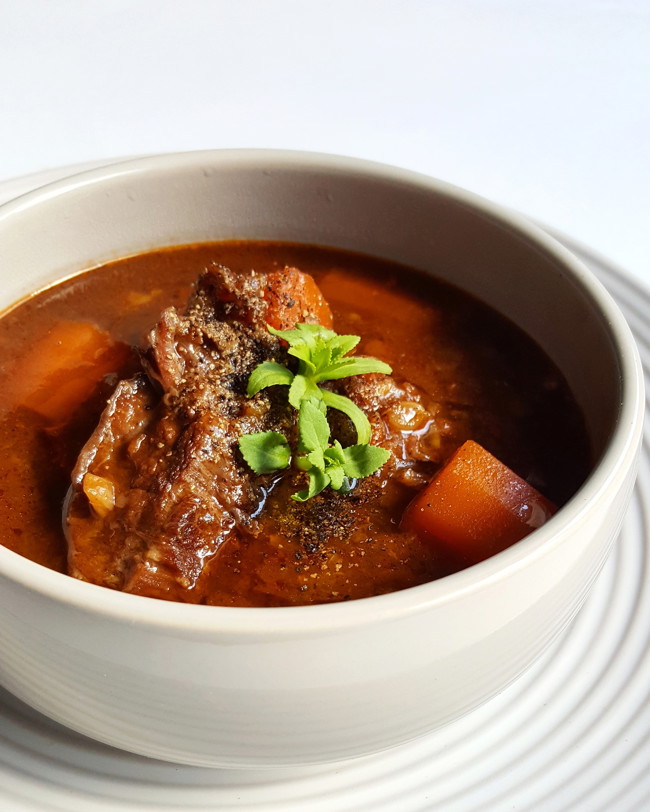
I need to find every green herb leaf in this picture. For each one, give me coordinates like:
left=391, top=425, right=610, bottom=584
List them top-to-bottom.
left=241, top=322, right=393, bottom=501
left=268, top=322, right=337, bottom=348
left=268, top=323, right=335, bottom=375
left=328, top=334, right=361, bottom=360
left=315, top=356, right=392, bottom=382
left=247, top=361, right=294, bottom=396
left=288, top=373, right=307, bottom=408
left=288, top=374, right=321, bottom=409
left=321, top=390, right=372, bottom=444
left=298, top=398, right=330, bottom=455
left=238, top=431, right=291, bottom=474
left=323, top=440, right=346, bottom=466
left=341, top=444, right=391, bottom=478
left=326, top=463, right=346, bottom=491
left=292, top=468, right=330, bottom=502
left=338, top=476, right=355, bottom=494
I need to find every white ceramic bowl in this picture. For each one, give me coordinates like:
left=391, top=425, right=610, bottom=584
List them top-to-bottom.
left=0, top=151, right=644, bottom=768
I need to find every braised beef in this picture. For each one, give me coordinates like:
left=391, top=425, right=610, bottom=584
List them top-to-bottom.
left=65, top=264, right=440, bottom=601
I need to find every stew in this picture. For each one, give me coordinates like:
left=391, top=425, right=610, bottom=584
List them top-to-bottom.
left=0, top=242, right=591, bottom=606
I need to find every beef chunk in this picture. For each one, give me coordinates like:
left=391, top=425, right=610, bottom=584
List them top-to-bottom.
left=65, top=264, right=447, bottom=602
left=66, top=266, right=296, bottom=600
left=338, top=373, right=472, bottom=488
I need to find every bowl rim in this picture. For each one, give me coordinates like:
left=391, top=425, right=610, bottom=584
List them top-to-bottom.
left=0, top=148, right=644, bottom=636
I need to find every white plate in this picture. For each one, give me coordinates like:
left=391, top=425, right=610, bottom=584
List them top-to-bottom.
left=0, top=165, right=649, bottom=812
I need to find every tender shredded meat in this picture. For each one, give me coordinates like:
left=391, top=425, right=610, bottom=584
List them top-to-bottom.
left=65, top=264, right=447, bottom=602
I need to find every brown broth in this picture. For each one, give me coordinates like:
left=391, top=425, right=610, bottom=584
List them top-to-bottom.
left=0, top=242, right=591, bottom=604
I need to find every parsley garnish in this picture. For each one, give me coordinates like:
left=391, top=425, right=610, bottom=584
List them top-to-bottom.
left=238, top=323, right=392, bottom=501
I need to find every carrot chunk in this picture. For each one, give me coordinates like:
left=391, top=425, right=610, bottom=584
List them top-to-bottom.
left=264, top=267, right=333, bottom=330
left=13, top=321, right=131, bottom=425
left=402, top=440, right=557, bottom=564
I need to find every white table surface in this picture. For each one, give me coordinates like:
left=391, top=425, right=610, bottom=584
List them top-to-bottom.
left=1, top=0, right=649, bottom=289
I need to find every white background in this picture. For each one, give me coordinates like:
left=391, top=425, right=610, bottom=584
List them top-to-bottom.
left=1, top=0, right=649, bottom=288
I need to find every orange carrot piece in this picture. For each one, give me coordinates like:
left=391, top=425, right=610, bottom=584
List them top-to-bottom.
left=264, top=267, right=333, bottom=330
left=14, top=321, right=130, bottom=424
left=402, top=440, right=557, bottom=564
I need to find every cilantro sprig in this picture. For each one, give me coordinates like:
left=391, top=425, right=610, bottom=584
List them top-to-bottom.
left=238, top=323, right=392, bottom=501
